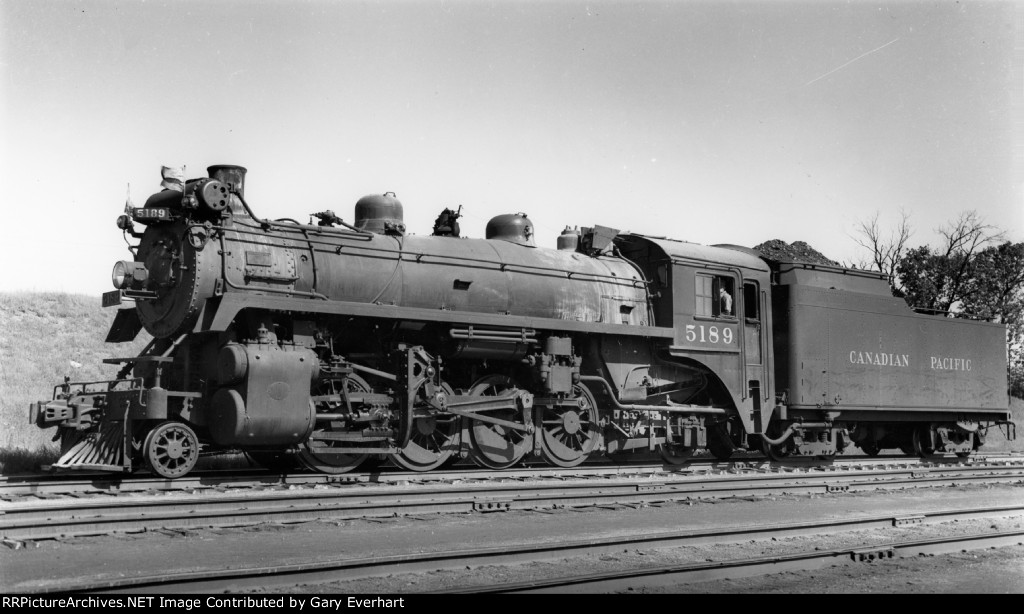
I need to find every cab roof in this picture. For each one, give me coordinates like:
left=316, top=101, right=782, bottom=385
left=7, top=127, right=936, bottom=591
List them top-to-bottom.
left=618, top=234, right=770, bottom=274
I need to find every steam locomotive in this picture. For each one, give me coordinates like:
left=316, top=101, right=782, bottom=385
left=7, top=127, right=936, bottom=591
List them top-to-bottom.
left=30, top=165, right=1014, bottom=478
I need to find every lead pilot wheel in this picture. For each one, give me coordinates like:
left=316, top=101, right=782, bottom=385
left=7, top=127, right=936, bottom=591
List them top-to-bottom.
left=143, top=421, right=199, bottom=479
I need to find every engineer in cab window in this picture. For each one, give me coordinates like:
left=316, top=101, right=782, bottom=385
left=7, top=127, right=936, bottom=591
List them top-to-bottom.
left=718, top=284, right=733, bottom=316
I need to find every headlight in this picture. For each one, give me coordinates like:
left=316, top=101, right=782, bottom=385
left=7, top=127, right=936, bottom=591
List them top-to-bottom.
left=111, top=261, right=148, bottom=289
left=112, top=261, right=129, bottom=289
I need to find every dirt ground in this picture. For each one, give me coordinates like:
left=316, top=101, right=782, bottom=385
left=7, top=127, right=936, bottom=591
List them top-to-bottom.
left=3, top=483, right=1022, bottom=594
left=676, top=545, right=1024, bottom=593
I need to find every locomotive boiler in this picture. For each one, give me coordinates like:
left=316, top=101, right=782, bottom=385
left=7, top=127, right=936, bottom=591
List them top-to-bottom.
left=30, top=165, right=1015, bottom=478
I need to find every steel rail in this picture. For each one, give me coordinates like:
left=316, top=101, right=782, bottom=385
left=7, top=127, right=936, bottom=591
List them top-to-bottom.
left=3, top=453, right=1021, bottom=497
left=0, top=461, right=688, bottom=497
left=2, top=464, right=1022, bottom=542
left=14, top=504, right=1024, bottom=594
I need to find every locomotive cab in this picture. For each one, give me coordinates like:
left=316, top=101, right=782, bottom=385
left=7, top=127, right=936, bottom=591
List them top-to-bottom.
left=613, top=235, right=776, bottom=441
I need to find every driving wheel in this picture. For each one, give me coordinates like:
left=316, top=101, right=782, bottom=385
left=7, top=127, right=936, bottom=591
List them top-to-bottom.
left=466, top=374, right=531, bottom=470
left=297, top=375, right=372, bottom=474
left=390, top=382, right=460, bottom=471
left=539, top=383, right=599, bottom=468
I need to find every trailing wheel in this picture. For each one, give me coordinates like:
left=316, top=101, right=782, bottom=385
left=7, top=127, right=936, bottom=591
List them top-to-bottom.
left=466, top=374, right=530, bottom=470
left=297, top=375, right=371, bottom=474
left=390, top=382, right=460, bottom=472
left=539, top=383, right=599, bottom=468
left=659, top=414, right=699, bottom=466
left=143, top=421, right=199, bottom=479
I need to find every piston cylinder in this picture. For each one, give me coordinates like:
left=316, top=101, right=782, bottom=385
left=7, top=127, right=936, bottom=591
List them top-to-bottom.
left=208, top=344, right=318, bottom=447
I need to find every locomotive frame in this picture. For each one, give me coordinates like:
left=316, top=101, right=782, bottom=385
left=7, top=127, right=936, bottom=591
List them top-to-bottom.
left=30, top=165, right=1014, bottom=478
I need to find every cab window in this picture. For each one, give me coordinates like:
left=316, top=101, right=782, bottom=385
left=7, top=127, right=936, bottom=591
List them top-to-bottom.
left=696, top=274, right=735, bottom=317
left=743, top=281, right=759, bottom=320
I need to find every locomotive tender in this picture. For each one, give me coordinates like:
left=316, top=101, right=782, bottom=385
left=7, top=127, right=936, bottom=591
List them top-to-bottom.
left=30, top=165, right=1014, bottom=478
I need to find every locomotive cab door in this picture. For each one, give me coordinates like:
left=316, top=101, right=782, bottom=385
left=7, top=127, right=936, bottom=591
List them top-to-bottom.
left=742, top=281, right=767, bottom=413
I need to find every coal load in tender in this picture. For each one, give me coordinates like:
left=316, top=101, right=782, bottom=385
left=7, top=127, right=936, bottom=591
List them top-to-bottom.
left=753, top=239, right=839, bottom=266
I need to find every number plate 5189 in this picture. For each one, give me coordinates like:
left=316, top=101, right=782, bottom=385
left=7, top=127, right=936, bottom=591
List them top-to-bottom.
left=133, top=207, right=170, bottom=220
left=685, top=324, right=734, bottom=345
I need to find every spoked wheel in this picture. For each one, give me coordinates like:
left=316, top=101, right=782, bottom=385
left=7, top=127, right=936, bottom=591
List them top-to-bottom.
left=298, top=375, right=372, bottom=474
left=466, top=375, right=531, bottom=470
left=390, top=382, right=461, bottom=472
left=540, top=383, right=599, bottom=468
left=659, top=414, right=700, bottom=466
left=143, top=421, right=199, bottom=479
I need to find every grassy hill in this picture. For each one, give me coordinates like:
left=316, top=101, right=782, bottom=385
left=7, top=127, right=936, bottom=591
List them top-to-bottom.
left=0, top=292, right=1020, bottom=473
left=0, top=292, right=149, bottom=464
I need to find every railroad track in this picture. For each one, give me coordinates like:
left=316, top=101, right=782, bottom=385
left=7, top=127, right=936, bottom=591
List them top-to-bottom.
left=4, top=452, right=1022, bottom=497
left=3, top=458, right=1023, bottom=543
left=17, top=503, right=1024, bottom=593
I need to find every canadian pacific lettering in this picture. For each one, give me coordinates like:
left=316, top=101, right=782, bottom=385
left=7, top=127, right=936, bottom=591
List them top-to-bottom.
left=848, top=351, right=910, bottom=367
left=930, top=356, right=972, bottom=371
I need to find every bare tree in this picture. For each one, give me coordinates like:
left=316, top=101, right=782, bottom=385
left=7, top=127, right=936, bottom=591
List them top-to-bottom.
left=852, top=209, right=912, bottom=294
left=934, top=211, right=1005, bottom=312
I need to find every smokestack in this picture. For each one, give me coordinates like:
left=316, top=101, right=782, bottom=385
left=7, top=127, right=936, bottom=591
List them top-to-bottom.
left=207, top=165, right=247, bottom=199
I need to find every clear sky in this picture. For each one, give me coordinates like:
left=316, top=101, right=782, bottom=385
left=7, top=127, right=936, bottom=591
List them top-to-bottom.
left=1, top=0, right=1021, bottom=295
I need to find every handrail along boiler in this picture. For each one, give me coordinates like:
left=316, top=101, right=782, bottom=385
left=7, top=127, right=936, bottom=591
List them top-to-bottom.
left=30, top=165, right=1015, bottom=477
